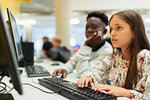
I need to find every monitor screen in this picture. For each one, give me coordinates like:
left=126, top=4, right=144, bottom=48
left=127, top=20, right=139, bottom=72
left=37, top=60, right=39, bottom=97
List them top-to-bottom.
left=0, top=7, right=23, bottom=94
left=7, top=8, right=23, bottom=62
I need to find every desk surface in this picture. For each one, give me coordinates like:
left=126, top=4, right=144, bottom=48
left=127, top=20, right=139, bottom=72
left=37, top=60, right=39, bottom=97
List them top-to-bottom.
left=2, top=58, right=130, bottom=100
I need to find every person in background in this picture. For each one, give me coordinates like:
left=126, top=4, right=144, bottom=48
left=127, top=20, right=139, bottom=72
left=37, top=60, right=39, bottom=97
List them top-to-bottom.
left=77, top=10, right=150, bottom=99
left=52, top=12, right=113, bottom=78
left=49, top=36, right=71, bottom=63
left=42, top=37, right=53, bottom=57
left=43, top=37, right=49, bottom=43
left=51, top=37, right=61, bottom=47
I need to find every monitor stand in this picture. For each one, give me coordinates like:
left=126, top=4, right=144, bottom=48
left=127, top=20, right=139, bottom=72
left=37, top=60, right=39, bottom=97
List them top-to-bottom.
left=0, top=93, right=14, bottom=100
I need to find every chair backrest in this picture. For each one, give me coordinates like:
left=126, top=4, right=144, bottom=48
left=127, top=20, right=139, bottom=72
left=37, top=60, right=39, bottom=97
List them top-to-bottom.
left=50, top=46, right=71, bottom=63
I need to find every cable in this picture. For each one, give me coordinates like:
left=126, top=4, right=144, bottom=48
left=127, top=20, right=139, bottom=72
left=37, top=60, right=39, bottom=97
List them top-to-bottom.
left=0, top=75, right=4, bottom=82
left=0, top=81, right=14, bottom=94
left=0, top=82, right=7, bottom=93
left=22, top=83, right=56, bottom=94
left=6, top=84, right=12, bottom=90
left=0, top=86, right=7, bottom=93
left=6, top=86, right=14, bottom=93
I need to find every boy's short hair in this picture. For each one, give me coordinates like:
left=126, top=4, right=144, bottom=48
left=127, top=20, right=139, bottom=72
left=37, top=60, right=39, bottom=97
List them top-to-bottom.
left=87, top=11, right=108, bottom=26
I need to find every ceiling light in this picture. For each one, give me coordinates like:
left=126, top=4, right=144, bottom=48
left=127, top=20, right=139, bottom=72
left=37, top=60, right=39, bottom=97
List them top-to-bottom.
left=70, top=18, right=80, bottom=25
left=145, top=18, right=150, bottom=23
left=19, top=19, right=36, bottom=25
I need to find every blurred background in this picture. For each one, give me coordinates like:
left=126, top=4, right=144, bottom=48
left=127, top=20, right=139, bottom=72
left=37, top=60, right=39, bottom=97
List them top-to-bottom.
left=1, top=0, right=150, bottom=55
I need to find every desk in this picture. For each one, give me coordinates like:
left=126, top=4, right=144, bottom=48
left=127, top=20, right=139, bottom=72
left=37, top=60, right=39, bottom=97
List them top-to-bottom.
left=2, top=58, right=130, bottom=100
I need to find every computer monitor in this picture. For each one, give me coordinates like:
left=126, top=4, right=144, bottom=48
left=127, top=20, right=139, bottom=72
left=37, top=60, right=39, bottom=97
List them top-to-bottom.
left=0, top=7, right=23, bottom=95
left=7, top=8, right=23, bottom=62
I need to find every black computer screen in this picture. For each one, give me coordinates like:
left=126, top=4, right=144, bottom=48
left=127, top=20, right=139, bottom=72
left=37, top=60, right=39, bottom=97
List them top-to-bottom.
left=0, top=7, right=23, bottom=94
left=7, top=8, right=23, bottom=62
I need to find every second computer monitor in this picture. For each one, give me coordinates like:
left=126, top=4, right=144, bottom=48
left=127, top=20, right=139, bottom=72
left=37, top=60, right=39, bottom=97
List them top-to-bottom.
left=7, top=8, right=23, bottom=62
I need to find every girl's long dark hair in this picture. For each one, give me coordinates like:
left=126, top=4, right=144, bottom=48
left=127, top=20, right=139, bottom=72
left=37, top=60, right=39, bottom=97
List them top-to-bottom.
left=109, top=10, right=150, bottom=89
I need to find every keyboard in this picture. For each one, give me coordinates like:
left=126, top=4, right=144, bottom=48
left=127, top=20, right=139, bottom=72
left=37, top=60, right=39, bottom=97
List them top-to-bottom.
left=25, top=65, right=50, bottom=77
left=38, top=77, right=117, bottom=100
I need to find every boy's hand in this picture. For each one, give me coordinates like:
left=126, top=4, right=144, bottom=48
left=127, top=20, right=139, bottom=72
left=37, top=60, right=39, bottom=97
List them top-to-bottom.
left=84, top=31, right=103, bottom=50
left=52, top=69, right=67, bottom=78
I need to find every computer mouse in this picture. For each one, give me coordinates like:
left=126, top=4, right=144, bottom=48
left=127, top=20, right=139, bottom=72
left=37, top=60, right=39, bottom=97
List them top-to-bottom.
left=55, top=73, right=63, bottom=78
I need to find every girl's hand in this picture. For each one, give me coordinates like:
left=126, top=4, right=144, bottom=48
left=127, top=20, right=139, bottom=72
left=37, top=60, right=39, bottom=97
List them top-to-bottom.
left=77, top=76, right=94, bottom=88
left=92, top=84, right=131, bottom=98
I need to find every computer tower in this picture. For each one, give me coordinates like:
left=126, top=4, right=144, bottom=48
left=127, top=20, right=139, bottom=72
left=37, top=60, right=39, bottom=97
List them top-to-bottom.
left=19, top=42, right=34, bottom=67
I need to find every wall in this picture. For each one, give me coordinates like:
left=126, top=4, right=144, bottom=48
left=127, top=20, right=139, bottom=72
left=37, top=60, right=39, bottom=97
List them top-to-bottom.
left=0, top=0, right=21, bottom=20
left=71, top=0, right=150, bottom=11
